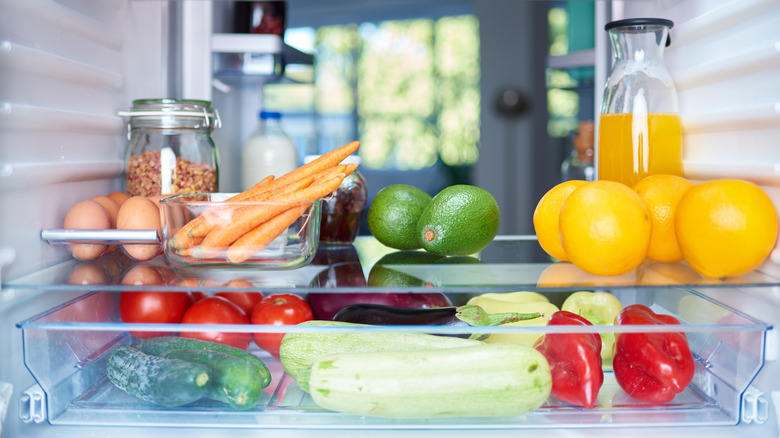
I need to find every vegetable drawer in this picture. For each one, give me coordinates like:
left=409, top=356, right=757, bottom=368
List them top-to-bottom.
left=16, top=285, right=769, bottom=429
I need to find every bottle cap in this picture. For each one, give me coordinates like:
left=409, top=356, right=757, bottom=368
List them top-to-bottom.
left=260, top=111, right=282, bottom=119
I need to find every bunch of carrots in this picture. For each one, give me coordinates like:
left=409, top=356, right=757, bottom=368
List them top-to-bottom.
left=168, top=141, right=360, bottom=264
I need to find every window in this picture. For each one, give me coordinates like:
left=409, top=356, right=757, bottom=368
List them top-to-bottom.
left=266, top=15, right=480, bottom=174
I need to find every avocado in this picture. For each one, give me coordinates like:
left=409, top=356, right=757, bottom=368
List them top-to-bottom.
left=367, top=184, right=432, bottom=250
left=416, top=185, right=500, bottom=256
left=366, top=250, right=445, bottom=287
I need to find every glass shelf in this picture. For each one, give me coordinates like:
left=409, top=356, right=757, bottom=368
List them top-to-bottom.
left=7, top=236, right=780, bottom=293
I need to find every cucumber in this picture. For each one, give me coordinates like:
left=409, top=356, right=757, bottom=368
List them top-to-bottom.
left=279, top=320, right=482, bottom=384
left=132, top=336, right=271, bottom=388
left=303, top=342, right=552, bottom=419
left=106, top=346, right=210, bottom=407
left=162, top=349, right=264, bottom=410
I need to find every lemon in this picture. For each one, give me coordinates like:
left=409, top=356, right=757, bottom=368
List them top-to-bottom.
left=632, top=174, right=694, bottom=262
left=675, top=179, right=778, bottom=278
left=533, top=180, right=588, bottom=261
left=559, top=180, right=651, bottom=276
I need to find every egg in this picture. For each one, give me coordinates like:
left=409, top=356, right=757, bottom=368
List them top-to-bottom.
left=108, top=191, right=131, bottom=207
left=91, top=195, right=121, bottom=253
left=90, top=196, right=120, bottom=227
left=117, top=196, right=162, bottom=261
left=63, top=200, right=111, bottom=260
left=67, top=262, right=109, bottom=285
left=121, top=263, right=164, bottom=286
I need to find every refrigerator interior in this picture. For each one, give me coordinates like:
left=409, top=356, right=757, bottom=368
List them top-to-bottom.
left=1, top=0, right=780, bottom=437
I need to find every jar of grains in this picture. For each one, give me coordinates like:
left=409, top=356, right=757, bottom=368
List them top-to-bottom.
left=120, top=98, right=220, bottom=197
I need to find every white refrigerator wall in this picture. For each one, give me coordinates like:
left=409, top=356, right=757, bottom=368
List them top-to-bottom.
left=0, top=0, right=167, bottom=282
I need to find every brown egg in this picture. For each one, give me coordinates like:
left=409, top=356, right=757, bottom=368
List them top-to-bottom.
left=108, top=191, right=131, bottom=207
left=91, top=195, right=121, bottom=253
left=90, top=196, right=120, bottom=228
left=117, top=196, right=162, bottom=261
left=63, top=200, right=111, bottom=260
left=67, top=262, right=109, bottom=285
left=121, top=263, right=164, bottom=286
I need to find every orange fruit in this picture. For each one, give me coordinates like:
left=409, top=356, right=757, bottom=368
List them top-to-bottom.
left=632, top=174, right=694, bottom=262
left=675, top=179, right=778, bottom=278
left=533, top=180, right=588, bottom=261
left=559, top=180, right=651, bottom=276
left=537, top=262, right=637, bottom=287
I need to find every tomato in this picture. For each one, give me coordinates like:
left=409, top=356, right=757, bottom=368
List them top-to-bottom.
left=119, top=264, right=191, bottom=339
left=119, top=291, right=192, bottom=339
left=188, top=291, right=208, bottom=303
left=215, top=291, right=264, bottom=316
left=250, top=294, right=313, bottom=357
left=180, top=296, right=252, bottom=350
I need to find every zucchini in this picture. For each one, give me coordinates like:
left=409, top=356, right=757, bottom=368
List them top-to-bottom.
left=279, top=320, right=482, bottom=384
left=132, top=336, right=272, bottom=388
left=303, top=342, right=552, bottom=419
left=106, top=346, right=210, bottom=407
left=162, top=349, right=264, bottom=410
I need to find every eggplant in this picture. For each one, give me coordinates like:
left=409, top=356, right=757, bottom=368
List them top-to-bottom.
left=307, top=292, right=453, bottom=320
left=333, top=303, right=541, bottom=336
left=334, top=304, right=466, bottom=327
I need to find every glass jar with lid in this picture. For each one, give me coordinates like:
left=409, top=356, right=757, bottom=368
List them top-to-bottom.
left=120, top=99, right=220, bottom=197
left=304, top=154, right=367, bottom=246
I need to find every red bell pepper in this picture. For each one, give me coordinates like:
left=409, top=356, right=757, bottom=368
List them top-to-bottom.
left=613, top=304, right=695, bottom=403
left=533, top=310, right=603, bottom=408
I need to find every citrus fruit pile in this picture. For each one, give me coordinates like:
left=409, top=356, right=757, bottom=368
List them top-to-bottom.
left=534, top=175, right=778, bottom=278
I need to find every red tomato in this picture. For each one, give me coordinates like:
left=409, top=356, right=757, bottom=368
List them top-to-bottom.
left=119, top=264, right=191, bottom=339
left=119, top=291, right=192, bottom=339
left=188, top=291, right=208, bottom=303
left=215, top=291, right=264, bottom=316
left=250, top=294, right=313, bottom=357
left=180, top=296, right=251, bottom=350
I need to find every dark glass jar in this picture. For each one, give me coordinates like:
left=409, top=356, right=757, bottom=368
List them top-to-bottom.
left=120, top=99, right=220, bottom=197
left=305, top=155, right=367, bottom=245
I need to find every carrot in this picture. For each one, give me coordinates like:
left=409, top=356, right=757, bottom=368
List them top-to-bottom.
left=170, top=141, right=359, bottom=251
left=229, top=141, right=359, bottom=202
left=311, top=162, right=358, bottom=183
left=248, top=174, right=275, bottom=191
left=172, top=175, right=315, bottom=250
left=184, top=175, right=316, bottom=244
left=194, top=175, right=346, bottom=258
left=244, top=175, right=315, bottom=202
left=226, top=204, right=310, bottom=263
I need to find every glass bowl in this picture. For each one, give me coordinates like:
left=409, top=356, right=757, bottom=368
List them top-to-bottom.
left=160, top=193, right=320, bottom=270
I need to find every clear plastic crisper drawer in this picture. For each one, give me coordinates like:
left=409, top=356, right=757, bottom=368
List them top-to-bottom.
left=15, top=285, right=769, bottom=430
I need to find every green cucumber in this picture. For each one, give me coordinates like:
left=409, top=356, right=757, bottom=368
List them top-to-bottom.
left=279, top=320, right=482, bottom=385
left=132, top=336, right=271, bottom=388
left=303, top=342, right=552, bottom=419
left=106, top=346, right=210, bottom=407
left=162, top=349, right=264, bottom=410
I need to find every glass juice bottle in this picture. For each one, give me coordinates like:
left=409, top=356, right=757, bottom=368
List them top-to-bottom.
left=598, top=18, right=682, bottom=187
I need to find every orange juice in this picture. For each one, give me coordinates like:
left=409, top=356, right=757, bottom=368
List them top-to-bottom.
left=597, top=112, right=682, bottom=187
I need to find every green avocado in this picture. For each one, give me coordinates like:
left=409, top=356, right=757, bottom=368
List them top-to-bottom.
left=368, top=185, right=432, bottom=250
left=416, top=185, right=500, bottom=256
left=366, top=250, right=445, bottom=287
